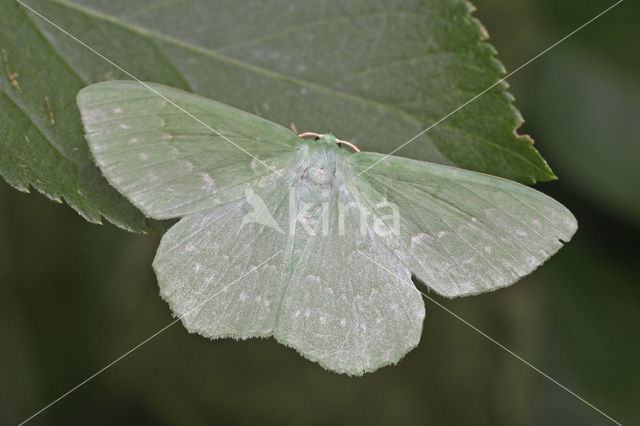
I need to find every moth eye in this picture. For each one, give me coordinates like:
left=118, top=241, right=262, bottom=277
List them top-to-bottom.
left=314, top=136, right=320, bottom=141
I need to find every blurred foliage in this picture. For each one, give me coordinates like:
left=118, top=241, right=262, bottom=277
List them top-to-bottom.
left=1, top=0, right=638, bottom=425
left=527, top=49, right=640, bottom=226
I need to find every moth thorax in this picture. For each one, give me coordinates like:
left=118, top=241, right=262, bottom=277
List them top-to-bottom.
left=306, top=149, right=337, bottom=185
left=308, top=165, right=332, bottom=185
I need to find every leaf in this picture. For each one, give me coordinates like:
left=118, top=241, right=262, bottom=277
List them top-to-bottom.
left=1, top=0, right=554, bottom=231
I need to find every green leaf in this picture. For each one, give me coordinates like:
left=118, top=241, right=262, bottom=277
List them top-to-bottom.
left=1, top=0, right=555, bottom=231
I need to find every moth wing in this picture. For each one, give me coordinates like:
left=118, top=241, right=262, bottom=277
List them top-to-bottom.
left=77, top=81, right=299, bottom=219
left=347, top=153, right=578, bottom=298
left=155, top=176, right=425, bottom=375
left=153, top=182, right=290, bottom=338
left=273, top=182, right=425, bottom=375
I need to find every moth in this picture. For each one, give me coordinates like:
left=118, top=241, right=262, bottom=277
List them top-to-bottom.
left=77, top=81, right=577, bottom=375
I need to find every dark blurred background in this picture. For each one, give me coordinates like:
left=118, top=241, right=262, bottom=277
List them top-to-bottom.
left=1, top=0, right=638, bottom=424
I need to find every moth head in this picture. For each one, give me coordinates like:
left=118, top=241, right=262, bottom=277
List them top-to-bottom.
left=317, top=133, right=340, bottom=148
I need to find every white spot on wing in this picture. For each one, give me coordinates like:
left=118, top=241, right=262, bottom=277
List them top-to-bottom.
left=87, top=108, right=106, bottom=122
left=200, top=172, right=215, bottom=189
left=410, top=233, right=430, bottom=248
left=265, top=264, right=277, bottom=273
left=305, top=274, right=321, bottom=284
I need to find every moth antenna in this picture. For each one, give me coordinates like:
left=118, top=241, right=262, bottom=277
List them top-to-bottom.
left=290, top=122, right=299, bottom=134
left=297, top=132, right=362, bottom=152
left=298, top=132, right=323, bottom=139
left=336, top=138, right=361, bottom=153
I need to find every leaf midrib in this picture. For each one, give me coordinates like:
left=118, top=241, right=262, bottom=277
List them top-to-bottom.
left=39, top=0, right=547, bottom=176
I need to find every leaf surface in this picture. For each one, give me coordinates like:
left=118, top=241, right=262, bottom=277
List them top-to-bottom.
left=1, top=0, right=554, bottom=231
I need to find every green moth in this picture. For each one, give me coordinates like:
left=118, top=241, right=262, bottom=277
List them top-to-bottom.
left=77, top=81, right=577, bottom=375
